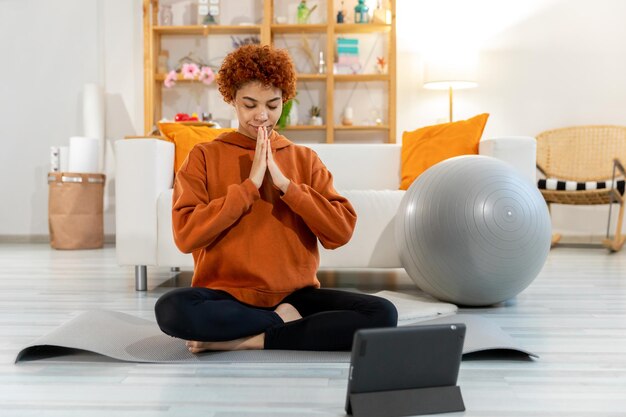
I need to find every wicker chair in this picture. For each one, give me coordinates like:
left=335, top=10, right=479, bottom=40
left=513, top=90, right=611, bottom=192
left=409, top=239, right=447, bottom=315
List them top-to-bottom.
left=536, top=125, right=626, bottom=252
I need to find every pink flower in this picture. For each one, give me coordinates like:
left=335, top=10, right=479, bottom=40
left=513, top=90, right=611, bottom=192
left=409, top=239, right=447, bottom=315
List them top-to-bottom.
left=182, top=63, right=200, bottom=79
left=199, top=66, right=215, bottom=85
left=164, top=70, right=177, bottom=88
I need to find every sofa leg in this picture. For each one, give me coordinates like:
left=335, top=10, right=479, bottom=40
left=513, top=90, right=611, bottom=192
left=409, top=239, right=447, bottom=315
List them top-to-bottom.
left=135, top=265, right=147, bottom=291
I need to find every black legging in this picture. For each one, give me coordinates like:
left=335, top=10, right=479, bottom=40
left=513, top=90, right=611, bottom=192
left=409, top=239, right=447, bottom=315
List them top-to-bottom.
left=154, top=286, right=398, bottom=351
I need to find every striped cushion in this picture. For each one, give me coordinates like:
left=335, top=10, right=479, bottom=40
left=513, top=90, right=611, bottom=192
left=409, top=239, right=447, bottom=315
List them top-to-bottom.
left=538, top=178, right=625, bottom=195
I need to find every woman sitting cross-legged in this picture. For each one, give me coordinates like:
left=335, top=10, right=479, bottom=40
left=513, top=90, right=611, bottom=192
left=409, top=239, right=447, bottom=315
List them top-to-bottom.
left=154, top=44, right=398, bottom=352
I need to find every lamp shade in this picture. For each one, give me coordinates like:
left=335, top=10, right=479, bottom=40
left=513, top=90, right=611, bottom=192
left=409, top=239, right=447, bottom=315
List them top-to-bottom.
left=422, top=52, right=478, bottom=122
left=423, top=60, right=478, bottom=90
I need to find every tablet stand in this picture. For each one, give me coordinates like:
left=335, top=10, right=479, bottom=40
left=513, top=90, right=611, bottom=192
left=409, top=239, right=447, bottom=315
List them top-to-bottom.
left=348, top=385, right=465, bottom=417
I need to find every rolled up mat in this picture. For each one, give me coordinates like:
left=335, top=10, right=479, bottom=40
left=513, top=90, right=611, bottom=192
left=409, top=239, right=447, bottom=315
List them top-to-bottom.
left=83, top=83, right=105, bottom=171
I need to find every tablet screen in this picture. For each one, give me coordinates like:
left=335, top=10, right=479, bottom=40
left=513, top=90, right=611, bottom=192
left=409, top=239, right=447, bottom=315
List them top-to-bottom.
left=347, top=324, right=465, bottom=395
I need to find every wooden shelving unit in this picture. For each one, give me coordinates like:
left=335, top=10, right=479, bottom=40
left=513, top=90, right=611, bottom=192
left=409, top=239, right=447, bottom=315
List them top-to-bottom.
left=143, top=0, right=396, bottom=143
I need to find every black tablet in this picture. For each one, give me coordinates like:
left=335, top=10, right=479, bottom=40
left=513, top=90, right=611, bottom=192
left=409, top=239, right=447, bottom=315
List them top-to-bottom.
left=345, top=323, right=466, bottom=417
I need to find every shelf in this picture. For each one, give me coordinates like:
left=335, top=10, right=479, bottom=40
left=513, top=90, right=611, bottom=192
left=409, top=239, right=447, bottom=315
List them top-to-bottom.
left=272, top=23, right=391, bottom=34
left=334, top=23, right=392, bottom=34
left=271, top=24, right=327, bottom=33
left=153, top=25, right=261, bottom=35
left=154, top=73, right=217, bottom=83
left=156, top=73, right=358, bottom=82
left=297, top=73, right=327, bottom=80
left=334, top=74, right=389, bottom=82
left=278, top=125, right=327, bottom=131
left=334, top=125, right=389, bottom=131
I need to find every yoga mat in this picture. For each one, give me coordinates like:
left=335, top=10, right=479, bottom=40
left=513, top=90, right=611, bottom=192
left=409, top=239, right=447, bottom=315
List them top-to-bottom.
left=373, top=290, right=457, bottom=324
left=15, top=297, right=536, bottom=363
left=15, top=310, right=349, bottom=364
left=416, top=315, right=538, bottom=358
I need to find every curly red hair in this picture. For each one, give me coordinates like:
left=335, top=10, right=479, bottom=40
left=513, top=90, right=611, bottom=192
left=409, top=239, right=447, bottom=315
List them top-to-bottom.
left=217, top=45, right=297, bottom=104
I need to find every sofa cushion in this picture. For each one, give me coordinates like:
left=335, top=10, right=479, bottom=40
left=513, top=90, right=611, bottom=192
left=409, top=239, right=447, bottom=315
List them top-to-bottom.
left=400, top=114, right=489, bottom=190
left=158, top=122, right=235, bottom=173
left=306, top=144, right=401, bottom=190
left=318, top=189, right=404, bottom=268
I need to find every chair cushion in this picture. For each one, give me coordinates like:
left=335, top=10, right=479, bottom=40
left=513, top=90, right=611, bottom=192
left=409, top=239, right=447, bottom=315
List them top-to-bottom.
left=400, top=114, right=489, bottom=190
left=538, top=178, right=625, bottom=195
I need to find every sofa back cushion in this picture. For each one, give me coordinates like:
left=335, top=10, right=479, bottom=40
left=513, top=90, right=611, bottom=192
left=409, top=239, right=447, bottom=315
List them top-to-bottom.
left=400, top=114, right=489, bottom=190
left=159, top=122, right=236, bottom=173
left=305, top=144, right=401, bottom=190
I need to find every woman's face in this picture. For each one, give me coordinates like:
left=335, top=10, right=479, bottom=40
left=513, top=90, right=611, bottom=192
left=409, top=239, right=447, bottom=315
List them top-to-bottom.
left=234, top=81, right=283, bottom=140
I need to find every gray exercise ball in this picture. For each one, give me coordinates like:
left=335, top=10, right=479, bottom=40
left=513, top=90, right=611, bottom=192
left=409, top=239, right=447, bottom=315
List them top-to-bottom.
left=395, top=155, right=551, bottom=306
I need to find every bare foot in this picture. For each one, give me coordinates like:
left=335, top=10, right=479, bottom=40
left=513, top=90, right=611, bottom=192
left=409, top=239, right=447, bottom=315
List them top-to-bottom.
left=274, top=303, right=302, bottom=323
left=186, top=333, right=264, bottom=353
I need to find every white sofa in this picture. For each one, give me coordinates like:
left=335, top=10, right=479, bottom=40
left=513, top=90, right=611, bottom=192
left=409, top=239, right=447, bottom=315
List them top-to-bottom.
left=115, top=137, right=537, bottom=291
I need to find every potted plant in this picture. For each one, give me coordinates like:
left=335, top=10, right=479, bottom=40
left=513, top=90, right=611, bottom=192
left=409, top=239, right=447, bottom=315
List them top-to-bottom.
left=277, top=94, right=301, bottom=129
left=309, top=106, right=323, bottom=126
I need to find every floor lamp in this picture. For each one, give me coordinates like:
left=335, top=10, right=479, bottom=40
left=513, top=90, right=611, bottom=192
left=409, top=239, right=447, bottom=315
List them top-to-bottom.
left=423, top=61, right=477, bottom=122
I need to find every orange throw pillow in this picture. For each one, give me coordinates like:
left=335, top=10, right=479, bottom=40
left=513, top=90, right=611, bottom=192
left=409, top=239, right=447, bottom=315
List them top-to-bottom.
left=400, top=114, right=489, bottom=190
left=158, top=122, right=235, bottom=173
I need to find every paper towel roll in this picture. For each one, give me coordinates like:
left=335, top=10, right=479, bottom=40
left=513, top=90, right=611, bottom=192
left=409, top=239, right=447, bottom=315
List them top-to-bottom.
left=83, top=83, right=105, bottom=171
left=68, top=136, right=100, bottom=173
left=59, top=146, right=69, bottom=172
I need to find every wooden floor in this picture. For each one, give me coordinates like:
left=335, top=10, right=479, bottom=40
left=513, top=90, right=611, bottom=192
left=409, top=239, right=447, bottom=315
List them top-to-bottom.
left=0, top=243, right=625, bottom=416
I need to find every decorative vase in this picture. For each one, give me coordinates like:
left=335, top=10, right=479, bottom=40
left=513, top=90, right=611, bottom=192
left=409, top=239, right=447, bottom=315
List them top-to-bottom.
left=342, top=107, right=354, bottom=126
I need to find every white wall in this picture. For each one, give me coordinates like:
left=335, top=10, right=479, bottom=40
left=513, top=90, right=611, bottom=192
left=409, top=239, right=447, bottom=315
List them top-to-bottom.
left=0, top=0, right=624, bottom=239
left=0, top=0, right=143, bottom=238
left=396, top=0, right=626, bottom=238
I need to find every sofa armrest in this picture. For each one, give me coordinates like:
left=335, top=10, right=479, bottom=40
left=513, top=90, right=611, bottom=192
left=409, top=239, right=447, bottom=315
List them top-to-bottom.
left=479, top=136, right=537, bottom=183
left=115, top=139, right=174, bottom=266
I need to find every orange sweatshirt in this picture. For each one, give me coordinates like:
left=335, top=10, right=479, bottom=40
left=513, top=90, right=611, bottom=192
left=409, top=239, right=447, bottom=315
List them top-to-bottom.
left=172, top=130, right=357, bottom=307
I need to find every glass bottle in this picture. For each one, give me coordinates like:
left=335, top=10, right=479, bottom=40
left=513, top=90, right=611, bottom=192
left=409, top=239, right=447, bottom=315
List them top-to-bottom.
left=297, top=0, right=310, bottom=24
left=354, top=0, right=369, bottom=24
left=336, top=1, right=345, bottom=23
left=159, top=5, right=173, bottom=26
left=318, top=51, right=326, bottom=74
